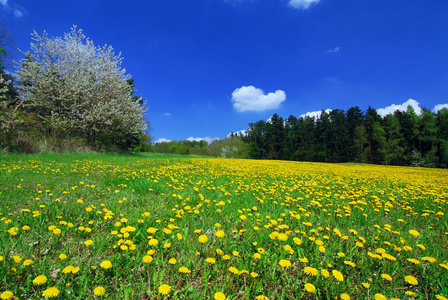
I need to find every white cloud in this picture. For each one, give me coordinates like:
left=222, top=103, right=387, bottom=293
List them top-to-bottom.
left=0, top=0, right=8, bottom=7
left=288, top=0, right=320, bottom=10
left=14, top=9, right=22, bottom=17
left=327, top=46, right=340, bottom=53
left=232, top=85, right=286, bottom=112
left=377, top=99, right=422, bottom=117
left=433, top=103, right=448, bottom=113
left=300, top=109, right=332, bottom=119
left=163, top=112, right=172, bottom=117
left=226, top=130, right=247, bottom=138
left=186, top=136, right=219, bottom=144
left=154, top=138, right=172, bottom=143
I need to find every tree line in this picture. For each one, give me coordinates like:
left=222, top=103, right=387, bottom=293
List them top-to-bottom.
left=243, top=106, right=448, bottom=168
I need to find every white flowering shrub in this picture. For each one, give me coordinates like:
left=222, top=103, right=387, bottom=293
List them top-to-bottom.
left=13, top=26, right=147, bottom=150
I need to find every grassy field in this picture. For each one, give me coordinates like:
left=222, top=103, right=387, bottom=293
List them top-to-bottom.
left=0, top=153, right=447, bottom=300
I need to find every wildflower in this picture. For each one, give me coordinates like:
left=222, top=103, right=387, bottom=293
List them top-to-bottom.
left=147, top=227, right=158, bottom=234
left=53, top=228, right=62, bottom=235
left=409, top=229, right=419, bottom=237
left=215, top=230, right=225, bottom=238
left=177, top=233, right=183, bottom=240
left=198, top=235, right=208, bottom=243
left=293, top=237, right=302, bottom=245
left=85, top=240, right=93, bottom=246
left=163, top=243, right=171, bottom=249
left=417, top=244, right=426, bottom=250
left=337, top=252, right=345, bottom=258
left=59, top=254, right=67, bottom=260
left=222, top=255, right=230, bottom=260
left=12, top=256, right=21, bottom=263
left=143, top=256, right=153, bottom=263
left=422, top=256, right=437, bottom=263
left=205, top=257, right=216, bottom=264
left=299, top=257, right=308, bottom=263
left=169, top=258, right=177, bottom=264
left=407, top=258, right=421, bottom=265
left=23, top=259, right=33, bottom=266
left=278, top=259, right=291, bottom=269
left=100, top=260, right=112, bottom=269
left=440, top=263, right=448, bottom=270
left=62, top=266, right=75, bottom=273
left=179, top=266, right=191, bottom=274
left=229, top=267, right=239, bottom=274
left=304, top=267, right=319, bottom=276
left=321, top=269, right=330, bottom=277
left=332, top=270, right=344, bottom=281
left=250, top=272, right=259, bottom=278
left=381, top=274, right=392, bottom=281
left=33, top=275, right=48, bottom=285
left=405, top=275, right=418, bottom=285
left=362, top=282, right=370, bottom=289
left=304, top=283, right=316, bottom=293
left=158, top=284, right=171, bottom=295
left=42, top=286, right=60, bottom=298
left=94, top=286, right=106, bottom=296
left=0, top=291, right=14, bottom=300
left=406, top=291, right=416, bottom=297
left=214, top=292, right=226, bottom=300
left=340, top=293, right=350, bottom=300
left=374, top=294, right=387, bottom=300
left=436, top=295, right=448, bottom=300
left=256, top=296, right=269, bottom=300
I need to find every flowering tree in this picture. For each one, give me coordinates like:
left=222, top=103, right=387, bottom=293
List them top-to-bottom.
left=13, top=26, right=148, bottom=149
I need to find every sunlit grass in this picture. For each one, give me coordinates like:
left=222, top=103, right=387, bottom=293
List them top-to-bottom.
left=1, top=153, right=447, bottom=299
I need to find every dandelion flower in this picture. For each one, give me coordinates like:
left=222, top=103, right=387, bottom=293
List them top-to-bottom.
left=409, top=229, right=420, bottom=237
left=215, top=230, right=225, bottom=238
left=198, top=235, right=208, bottom=243
left=84, top=240, right=93, bottom=246
left=59, top=254, right=67, bottom=260
left=12, top=256, right=21, bottom=263
left=143, top=256, right=153, bottom=263
left=422, top=256, right=437, bottom=263
left=205, top=257, right=216, bottom=264
left=299, top=257, right=308, bottom=263
left=169, top=258, right=177, bottom=264
left=23, top=259, right=33, bottom=266
left=278, top=259, right=291, bottom=269
left=100, top=260, right=112, bottom=269
left=62, top=266, right=74, bottom=274
left=179, top=266, right=191, bottom=274
left=229, top=267, right=239, bottom=274
left=304, top=267, right=319, bottom=276
left=321, top=269, right=330, bottom=278
left=332, top=270, right=344, bottom=281
left=250, top=272, right=259, bottom=278
left=381, top=274, right=392, bottom=281
left=33, top=275, right=48, bottom=285
left=405, top=275, right=418, bottom=285
left=304, top=283, right=316, bottom=293
left=362, top=283, right=370, bottom=289
left=158, top=284, right=171, bottom=295
left=42, top=286, right=60, bottom=298
left=94, top=286, right=106, bottom=296
left=0, top=291, right=14, bottom=300
left=406, top=291, right=416, bottom=297
left=214, top=292, right=226, bottom=300
left=340, top=293, right=350, bottom=300
left=374, top=294, right=387, bottom=300
left=436, top=295, right=448, bottom=300
left=256, top=296, right=269, bottom=300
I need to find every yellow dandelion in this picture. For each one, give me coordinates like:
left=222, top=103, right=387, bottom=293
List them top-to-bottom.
left=409, top=229, right=419, bottom=237
left=215, top=230, right=225, bottom=238
left=198, top=235, right=209, bottom=243
left=84, top=240, right=93, bottom=246
left=59, top=254, right=67, bottom=260
left=143, top=255, right=153, bottom=263
left=422, top=256, right=437, bottom=263
left=205, top=257, right=216, bottom=264
left=23, top=259, right=33, bottom=266
left=278, top=259, right=292, bottom=269
left=100, top=260, right=112, bottom=269
left=62, top=266, right=74, bottom=274
left=179, top=266, right=191, bottom=274
left=229, top=266, right=239, bottom=274
left=304, top=267, right=319, bottom=276
left=321, top=269, right=330, bottom=278
left=332, top=270, right=344, bottom=281
left=250, top=272, right=259, bottom=278
left=381, top=273, right=392, bottom=281
left=33, top=275, right=48, bottom=285
left=404, top=275, right=418, bottom=285
left=304, top=283, right=316, bottom=293
left=158, top=284, right=171, bottom=295
left=42, top=286, right=60, bottom=298
left=94, top=286, right=106, bottom=296
left=0, top=291, right=14, bottom=300
left=214, top=292, right=226, bottom=300
left=340, top=293, right=350, bottom=300
left=374, top=294, right=387, bottom=300
left=436, top=295, right=448, bottom=300
left=256, top=296, right=269, bottom=300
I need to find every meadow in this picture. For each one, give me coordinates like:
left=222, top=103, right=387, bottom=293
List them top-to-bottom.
left=0, top=153, right=447, bottom=300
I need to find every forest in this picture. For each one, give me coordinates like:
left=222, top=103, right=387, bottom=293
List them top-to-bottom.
left=153, top=106, right=448, bottom=168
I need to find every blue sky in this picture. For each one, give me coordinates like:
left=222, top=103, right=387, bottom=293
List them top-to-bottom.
left=2, top=0, right=448, bottom=143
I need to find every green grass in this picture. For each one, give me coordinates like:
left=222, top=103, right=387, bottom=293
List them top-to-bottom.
left=0, top=153, right=447, bottom=299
